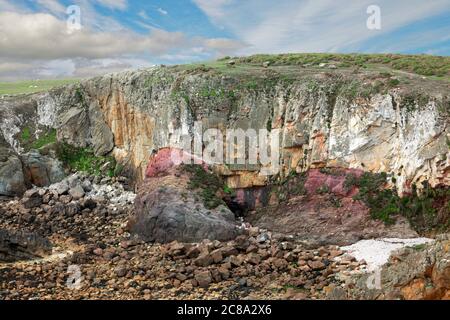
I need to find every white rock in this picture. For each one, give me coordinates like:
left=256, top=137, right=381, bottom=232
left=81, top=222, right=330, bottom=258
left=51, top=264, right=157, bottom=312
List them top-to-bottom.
left=339, top=237, right=434, bottom=271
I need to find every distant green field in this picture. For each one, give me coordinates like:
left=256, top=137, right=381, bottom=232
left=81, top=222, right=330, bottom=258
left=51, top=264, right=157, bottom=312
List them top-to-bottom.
left=0, top=79, right=79, bottom=95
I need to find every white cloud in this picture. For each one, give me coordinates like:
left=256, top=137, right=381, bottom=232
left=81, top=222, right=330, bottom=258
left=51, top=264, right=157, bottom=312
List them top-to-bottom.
left=0, top=0, right=28, bottom=12
left=36, top=0, right=66, bottom=15
left=94, top=0, right=127, bottom=11
left=193, top=0, right=234, bottom=20
left=194, top=0, right=450, bottom=54
left=157, top=8, right=168, bottom=15
left=138, top=10, right=150, bottom=20
left=0, top=11, right=245, bottom=80
left=0, top=12, right=190, bottom=60
left=38, top=59, right=76, bottom=77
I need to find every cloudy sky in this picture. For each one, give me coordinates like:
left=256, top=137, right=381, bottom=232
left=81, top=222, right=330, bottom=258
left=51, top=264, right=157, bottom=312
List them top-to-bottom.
left=0, top=0, right=449, bottom=81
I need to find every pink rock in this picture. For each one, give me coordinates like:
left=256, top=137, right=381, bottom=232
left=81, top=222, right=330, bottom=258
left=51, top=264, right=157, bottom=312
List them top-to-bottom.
left=145, top=148, right=207, bottom=178
left=304, top=168, right=363, bottom=197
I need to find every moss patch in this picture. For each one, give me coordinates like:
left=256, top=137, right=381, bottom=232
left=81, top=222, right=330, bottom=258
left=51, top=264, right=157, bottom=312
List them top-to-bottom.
left=19, top=127, right=57, bottom=151
left=21, top=127, right=31, bottom=142
left=31, top=129, right=57, bottom=149
left=56, top=143, right=117, bottom=177
left=182, top=164, right=226, bottom=210
left=272, top=171, right=307, bottom=203
left=345, top=172, right=450, bottom=231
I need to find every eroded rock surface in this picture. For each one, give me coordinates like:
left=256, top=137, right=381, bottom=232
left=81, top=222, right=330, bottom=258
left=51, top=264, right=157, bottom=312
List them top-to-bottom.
left=0, top=65, right=448, bottom=194
left=130, top=149, right=240, bottom=243
left=0, top=229, right=52, bottom=262
left=336, top=234, right=450, bottom=300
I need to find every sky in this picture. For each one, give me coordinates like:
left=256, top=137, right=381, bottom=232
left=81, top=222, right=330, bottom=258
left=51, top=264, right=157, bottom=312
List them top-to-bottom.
left=0, top=0, right=449, bottom=81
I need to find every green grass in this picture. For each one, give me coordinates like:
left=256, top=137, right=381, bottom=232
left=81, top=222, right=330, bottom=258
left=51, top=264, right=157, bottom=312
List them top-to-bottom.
left=234, top=53, right=450, bottom=78
left=0, top=79, right=79, bottom=95
left=19, top=127, right=57, bottom=151
left=21, top=127, right=31, bottom=142
left=31, top=129, right=57, bottom=149
left=56, top=143, right=118, bottom=177
left=183, top=164, right=226, bottom=209
left=345, top=172, right=450, bottom=230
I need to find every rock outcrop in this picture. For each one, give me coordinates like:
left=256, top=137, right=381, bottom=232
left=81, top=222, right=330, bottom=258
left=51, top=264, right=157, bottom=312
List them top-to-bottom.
left=1, top=63, right=448, bottom=195
left=0, top=145, right=26, bottom=197
left=129, top=148, right=240, bottom=243
left=21, top=150, right=65, bottom=187
left=0, top=229, right=52, bottom=262
left=337, top=234, right=450, bottom=300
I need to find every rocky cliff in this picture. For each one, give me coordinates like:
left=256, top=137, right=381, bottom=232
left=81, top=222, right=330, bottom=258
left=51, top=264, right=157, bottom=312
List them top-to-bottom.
left=1, top=55, right=449, bottom=200
left=1, top=60, right=449, bottom=196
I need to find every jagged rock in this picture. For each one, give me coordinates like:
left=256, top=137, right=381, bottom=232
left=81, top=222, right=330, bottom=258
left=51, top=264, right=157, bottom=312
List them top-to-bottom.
left=88, top=101, right=114, bottom=156
left=0, top=149, right=26, bottom=196
left=129, top=149, right=240, bottom=243
left=21, top=150, right=65, bottom=187
left=81, top=179, right=93, bottom=192
left=49, top=180, right=69, bottom=195
left=69, top=185, right=85, bottom=200
left=22, top=189, right=42, bottom=209
left=65, top=202, right=81, bottom=216
left=0, top=229, right=52, bottom=262
left=194, top=254, right=214, bottom=267
left=194, top=270, right=212, bottom=288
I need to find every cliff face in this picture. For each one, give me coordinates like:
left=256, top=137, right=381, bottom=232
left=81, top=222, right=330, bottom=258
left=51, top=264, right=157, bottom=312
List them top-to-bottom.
left=1, top=63, right=449, bottom=196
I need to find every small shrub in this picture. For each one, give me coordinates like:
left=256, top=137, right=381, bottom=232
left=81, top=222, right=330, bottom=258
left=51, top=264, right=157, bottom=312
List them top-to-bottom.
left=21, top=127, right=31, bottom=142
left=31, top=129, right=57, bottom=149
left=56, top=143, right=117, bottom=176
left=182, top=164, right=225, bottom=209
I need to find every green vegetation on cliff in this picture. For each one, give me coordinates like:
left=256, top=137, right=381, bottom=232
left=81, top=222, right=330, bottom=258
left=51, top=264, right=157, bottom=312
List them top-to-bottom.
left=0, top=79, right=79, bottom=96
left=19, top=127, right=57, bottom=152
left=56, top=143, right=119, bottom=177
left=183, top=164, right=227, bottom=210
left=345, top=172, right=450, bottom=232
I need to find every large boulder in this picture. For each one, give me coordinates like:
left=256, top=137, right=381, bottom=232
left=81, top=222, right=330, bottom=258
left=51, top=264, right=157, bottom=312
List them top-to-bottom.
left=0, top=146, right=26, bottom=197
left=129, top=148, right=240, bottom=243
left=21, top=149, right=65, bottom=187
left=0, top=229, right=52, bottom=262
left=337, top=234, right=450, bottom=300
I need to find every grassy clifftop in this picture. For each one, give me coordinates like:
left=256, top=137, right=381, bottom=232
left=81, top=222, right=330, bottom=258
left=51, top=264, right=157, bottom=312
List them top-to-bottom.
left=0, top=79, right=79, bottom=96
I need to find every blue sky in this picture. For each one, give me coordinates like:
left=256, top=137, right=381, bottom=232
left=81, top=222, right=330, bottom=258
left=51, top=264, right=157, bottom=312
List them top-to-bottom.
left=0, top=0, right=449, bottom=80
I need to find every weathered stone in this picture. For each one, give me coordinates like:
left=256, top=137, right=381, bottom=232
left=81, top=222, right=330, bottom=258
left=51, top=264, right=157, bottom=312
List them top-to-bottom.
left=0, top=146, right=26, bottom=196
left=21, top=150, right=65, bottom=187
left=130, top=156, right=240, bottom=243
left=49, top=181, right=69, bottom=195
left=69, top=185, right=85, bottom=200
left=22, top=189, right=42, bottom=209
left=0, top=229, right=52, bottom=262
left=210, top=249, right=224, bottom=264
left=246, top=253, right=261, bottom=265
left=194, top=254, right=213, bottom=267
left=308, top=260, right=326, bottom=270
left=114, top=266, right=127, bottom=277
left=194, top=270, right=212, bottom=288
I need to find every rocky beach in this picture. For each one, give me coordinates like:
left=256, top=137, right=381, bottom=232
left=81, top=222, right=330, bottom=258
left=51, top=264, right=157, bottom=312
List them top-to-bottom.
left=1, top=54, right=449, bottom=300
